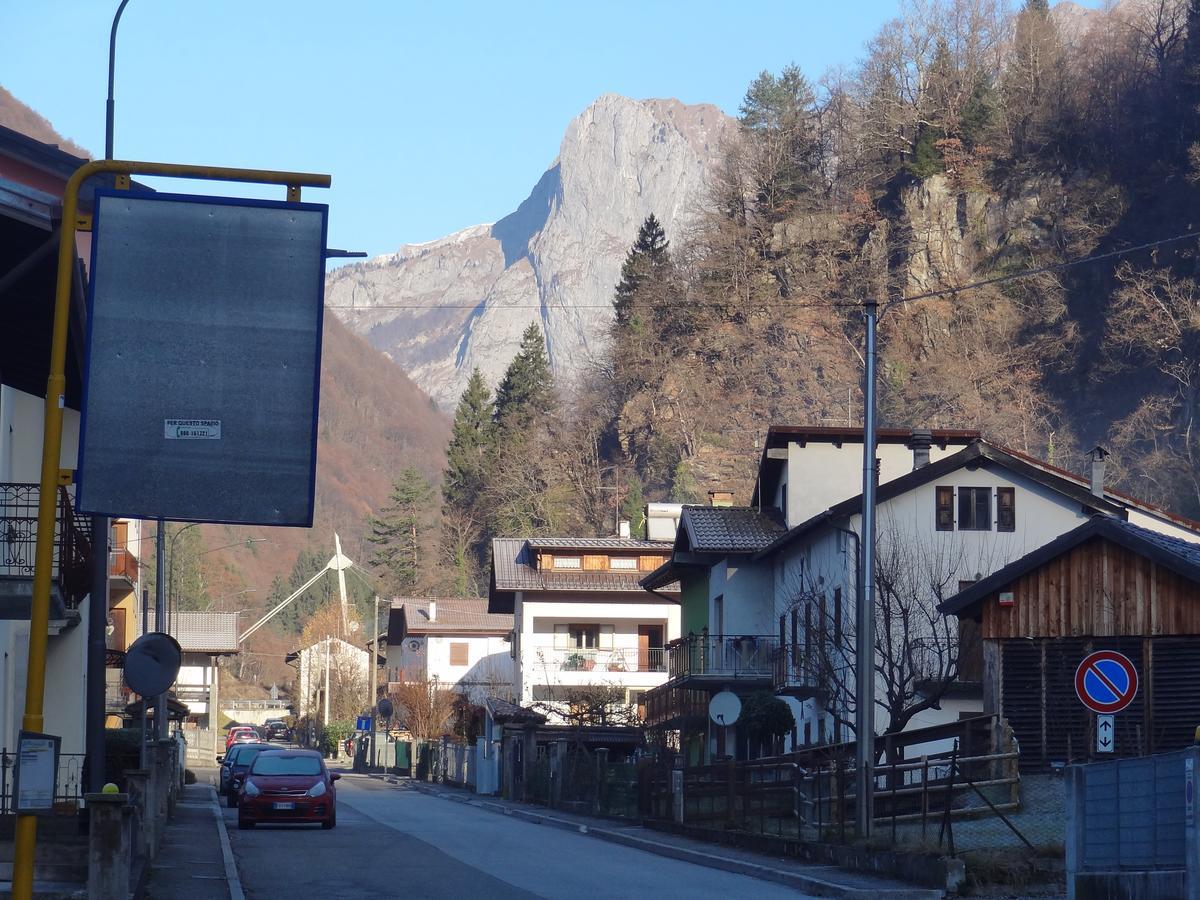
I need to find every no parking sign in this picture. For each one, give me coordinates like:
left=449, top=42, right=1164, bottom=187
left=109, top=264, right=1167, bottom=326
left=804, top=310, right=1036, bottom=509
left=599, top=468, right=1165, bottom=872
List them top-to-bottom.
left=1075, top=650, right=1139, bottom=714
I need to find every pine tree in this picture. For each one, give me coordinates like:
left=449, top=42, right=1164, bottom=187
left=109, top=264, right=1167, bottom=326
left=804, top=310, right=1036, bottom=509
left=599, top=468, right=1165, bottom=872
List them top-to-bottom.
left=613, top=215, right=669, bottom=328
left=493, top=323, right=554, bottom=429
left=444, top=368, right=495, bottom=510
left=367, top=469, right=434, bottom=594
left=619, top=478, right=647, bottom=538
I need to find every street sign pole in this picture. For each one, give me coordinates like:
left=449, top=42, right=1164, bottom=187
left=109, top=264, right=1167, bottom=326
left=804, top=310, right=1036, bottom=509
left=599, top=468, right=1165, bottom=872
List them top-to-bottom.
left=856, top=298, right=878, bottom=838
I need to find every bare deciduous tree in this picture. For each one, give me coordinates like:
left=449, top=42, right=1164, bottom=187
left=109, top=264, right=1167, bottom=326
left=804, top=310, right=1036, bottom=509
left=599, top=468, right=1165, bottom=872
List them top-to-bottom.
left=390, top=678, right=456, bottom=742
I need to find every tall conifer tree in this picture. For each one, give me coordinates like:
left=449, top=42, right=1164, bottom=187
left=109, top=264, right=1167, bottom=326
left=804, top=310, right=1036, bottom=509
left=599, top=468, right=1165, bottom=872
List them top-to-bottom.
left=494, top=323, right=554, bottom=429
left=444, top=368, right=495, bottom=509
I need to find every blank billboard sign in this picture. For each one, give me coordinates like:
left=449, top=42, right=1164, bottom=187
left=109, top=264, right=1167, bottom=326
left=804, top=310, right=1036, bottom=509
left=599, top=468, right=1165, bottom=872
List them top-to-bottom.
left=76, top=190, right=328, bottom=526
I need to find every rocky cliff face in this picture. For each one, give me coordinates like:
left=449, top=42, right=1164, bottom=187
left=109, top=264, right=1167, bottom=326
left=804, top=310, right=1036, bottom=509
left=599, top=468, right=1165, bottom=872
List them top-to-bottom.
left=326, top=94, right=736, bottom=407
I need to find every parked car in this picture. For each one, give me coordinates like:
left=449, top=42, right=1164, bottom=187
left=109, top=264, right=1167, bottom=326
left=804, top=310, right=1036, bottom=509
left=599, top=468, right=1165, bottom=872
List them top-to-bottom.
left=225, top=726, right=257, bottom=752
left=218, top=742, right=270, bottom=798
left=224, top=743, right=272, bottom=807
left=237, top=749, right=339, bottom=830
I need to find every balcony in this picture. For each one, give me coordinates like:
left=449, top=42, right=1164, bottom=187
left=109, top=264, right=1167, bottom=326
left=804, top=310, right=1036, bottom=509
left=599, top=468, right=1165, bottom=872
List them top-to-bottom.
left=0, top=482, right=93, bottom=611
left=109, top=546, right=138, bottom=586
left=666, top=633, right=778, bottom=686
left=773, top=644, right=824, bottom=700
left=539, top=647, right=666, bottom=674
left=644, top=685, right=710, bottom=729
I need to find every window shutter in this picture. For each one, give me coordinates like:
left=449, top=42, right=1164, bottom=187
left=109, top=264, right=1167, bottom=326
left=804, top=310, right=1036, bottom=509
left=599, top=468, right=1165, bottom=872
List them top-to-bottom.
left=936, top=486, right=953, bottom=531
left=998, top=487, right=1015, bottom=532
left=583, top=555, right=607, bottom=571
left=553, top=624, right=569, bottom=649
left=599, top=625, right=614, bottom=650
left=449, top=642, right=469, bottom=666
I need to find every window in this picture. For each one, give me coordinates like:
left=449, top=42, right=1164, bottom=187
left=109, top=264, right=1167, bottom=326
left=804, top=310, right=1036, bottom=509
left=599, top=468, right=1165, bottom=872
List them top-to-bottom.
left=936, top=486, right=954, bottom=531
left=957, top=487, right=991, bottom=531
left=998, top=487, right=1015, bottom=532
left=553, top=556, right=581, bottom=569
left=610, top=557, right=638, bottom=570
left=833, top=587, right=843, bottom=646
left=714, top=595, right=724, bottom=637
left=556, top=624, right=614, bottom=650
left=449, top=642, right=469, bottom=666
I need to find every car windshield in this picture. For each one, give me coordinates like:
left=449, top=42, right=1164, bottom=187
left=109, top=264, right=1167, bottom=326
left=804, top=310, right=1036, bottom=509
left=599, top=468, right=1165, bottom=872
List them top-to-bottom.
left=233, top=746, right=266, bottom=767
left=250, top=755, right=322, bottom=777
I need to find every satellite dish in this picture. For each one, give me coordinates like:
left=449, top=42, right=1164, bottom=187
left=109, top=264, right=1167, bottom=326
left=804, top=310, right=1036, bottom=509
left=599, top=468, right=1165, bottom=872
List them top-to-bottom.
left=124, top=632, right=183, bottom=697
left=407, top=639, right=421, bottom=651
left=709, top=691, right=741, bottom=727
left=377, top=698, right=394, bottom=719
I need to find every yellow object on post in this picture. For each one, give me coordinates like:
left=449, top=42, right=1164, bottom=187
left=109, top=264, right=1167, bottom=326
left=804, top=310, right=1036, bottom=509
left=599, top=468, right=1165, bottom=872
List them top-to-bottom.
left=10, top=159, right=331, bottom=900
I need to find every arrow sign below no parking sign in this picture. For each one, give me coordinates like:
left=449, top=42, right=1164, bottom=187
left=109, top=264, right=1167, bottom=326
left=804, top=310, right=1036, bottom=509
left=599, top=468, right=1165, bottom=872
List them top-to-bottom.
left=1076, top=650, right=1139, bottom=715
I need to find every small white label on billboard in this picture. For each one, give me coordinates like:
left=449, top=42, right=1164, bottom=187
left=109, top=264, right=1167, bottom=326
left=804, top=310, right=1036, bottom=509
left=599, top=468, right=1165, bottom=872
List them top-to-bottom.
left=164, top=419, right=221, bottom=440
left=1096, top=714, right=1115, bottom=753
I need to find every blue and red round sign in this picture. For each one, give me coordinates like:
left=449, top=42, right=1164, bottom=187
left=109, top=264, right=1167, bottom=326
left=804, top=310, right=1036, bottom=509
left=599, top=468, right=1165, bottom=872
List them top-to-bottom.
left=1075, top=650, right=1139, bottom=714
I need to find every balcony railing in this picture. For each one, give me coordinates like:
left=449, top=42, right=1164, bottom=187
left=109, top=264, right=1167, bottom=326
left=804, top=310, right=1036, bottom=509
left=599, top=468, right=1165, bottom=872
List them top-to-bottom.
left=0, top=482, right=92, bottom=608
left=109, top=546, right=138, bottom=584
left=666, top=634, right=778, bottom=682
left=773, top=644, right=824, bottom=699
left=539, top=647, right=667, bottom=674
left=644, top=685, right=710, bottom=728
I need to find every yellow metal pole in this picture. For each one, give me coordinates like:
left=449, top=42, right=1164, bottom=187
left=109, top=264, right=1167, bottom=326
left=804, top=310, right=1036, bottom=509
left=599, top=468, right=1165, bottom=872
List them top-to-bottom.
left=11, top=159, right=330, bottom=900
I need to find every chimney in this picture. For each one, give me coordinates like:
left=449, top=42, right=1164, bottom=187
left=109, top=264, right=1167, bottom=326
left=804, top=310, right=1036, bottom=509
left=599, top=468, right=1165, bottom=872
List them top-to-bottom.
left=909, top=428, right=933, bottom=470
left=1088, top=446, right=1110, bottom=497
left=708, top=490, right=734, bottom=508
left=618, top=519, right=631, bottom=539
left=428, top=600, right=436, bottom=622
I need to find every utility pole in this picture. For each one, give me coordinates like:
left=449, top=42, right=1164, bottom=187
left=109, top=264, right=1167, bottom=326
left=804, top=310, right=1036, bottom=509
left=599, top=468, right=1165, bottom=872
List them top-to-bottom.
left=856, top=299, right=879, bottom=838
left=155, top=519, right=167, bottom=740
left=369, top=594, right=379, bottom=769
left=323, top=635, right=331, bottom=728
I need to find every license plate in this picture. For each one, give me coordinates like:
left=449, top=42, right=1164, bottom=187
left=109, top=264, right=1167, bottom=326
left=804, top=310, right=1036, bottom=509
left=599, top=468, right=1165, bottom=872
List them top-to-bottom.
left=273, top=802, right=295, bottom=810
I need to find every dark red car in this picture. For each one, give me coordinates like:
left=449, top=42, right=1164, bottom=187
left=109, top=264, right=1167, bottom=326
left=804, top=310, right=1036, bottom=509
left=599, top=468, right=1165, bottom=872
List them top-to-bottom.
left=236, top=749, right=339, bottom=830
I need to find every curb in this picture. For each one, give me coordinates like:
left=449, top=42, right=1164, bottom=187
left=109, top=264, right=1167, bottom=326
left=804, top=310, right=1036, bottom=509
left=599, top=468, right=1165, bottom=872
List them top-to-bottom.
left=406, top=782, right=942, bottom=900
left=209, top=784, right=245, bottom=900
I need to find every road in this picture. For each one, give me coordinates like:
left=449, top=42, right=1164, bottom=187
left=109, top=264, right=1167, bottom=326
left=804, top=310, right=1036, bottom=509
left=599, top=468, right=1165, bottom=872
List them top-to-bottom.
left=224, top=771, right=817, bottom=899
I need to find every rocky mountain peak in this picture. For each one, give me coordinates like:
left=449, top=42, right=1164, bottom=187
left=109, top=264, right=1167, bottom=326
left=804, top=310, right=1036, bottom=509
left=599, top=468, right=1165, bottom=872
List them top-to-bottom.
left=327, top=94, right=736, bottom=408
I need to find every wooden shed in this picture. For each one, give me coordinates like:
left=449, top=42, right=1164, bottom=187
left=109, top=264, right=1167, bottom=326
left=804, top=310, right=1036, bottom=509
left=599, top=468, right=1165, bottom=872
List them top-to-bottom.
left=940, top=516, right=1200, bottom=768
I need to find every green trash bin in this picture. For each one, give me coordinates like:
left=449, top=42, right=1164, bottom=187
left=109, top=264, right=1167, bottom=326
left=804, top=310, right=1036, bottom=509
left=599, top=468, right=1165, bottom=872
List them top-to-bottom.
left=395, top=739, right=412, bottom=775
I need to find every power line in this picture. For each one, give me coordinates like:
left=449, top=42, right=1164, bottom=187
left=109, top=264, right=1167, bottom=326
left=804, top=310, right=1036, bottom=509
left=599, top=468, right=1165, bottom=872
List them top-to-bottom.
left=323, top=229, right=1200, bottom=315
left=885, top=229, right=1200, bottom=310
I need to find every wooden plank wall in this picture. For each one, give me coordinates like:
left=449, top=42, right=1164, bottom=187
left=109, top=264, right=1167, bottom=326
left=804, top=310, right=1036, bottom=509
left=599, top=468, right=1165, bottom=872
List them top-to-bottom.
left=981, top=537, right=1200, bottom=639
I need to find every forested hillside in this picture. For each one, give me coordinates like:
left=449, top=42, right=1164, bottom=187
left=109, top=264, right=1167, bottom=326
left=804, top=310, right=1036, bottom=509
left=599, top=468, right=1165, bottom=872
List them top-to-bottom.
left=437, top=0, right=1200, bottom=584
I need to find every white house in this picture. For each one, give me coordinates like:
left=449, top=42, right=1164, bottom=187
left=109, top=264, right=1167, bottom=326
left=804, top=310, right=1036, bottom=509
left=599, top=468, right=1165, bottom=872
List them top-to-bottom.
left=0, top=125, right=97, bottom=759
left=643, top=425, right=1200, bottom=764
left=754, top=426, right=1200, bottom=752
left=489, top=523, right=681, bottom=724
left=385, top=597, right=514, bottom=702
left=145, top=610, right=239, bottom=728
left=295, top=636, right=371, bottom=721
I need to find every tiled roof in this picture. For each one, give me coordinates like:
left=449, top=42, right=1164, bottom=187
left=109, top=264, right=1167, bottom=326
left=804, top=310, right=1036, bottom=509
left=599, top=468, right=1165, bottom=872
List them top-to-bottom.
left=681, top=505, right=786, bottom=554
left=525, top=537, right=673, bottom=551
left=490, top=538, right=678, bottom=595
left=393, top=598, right=512, bottom=634
left=146, top=611, right=239, bottom=653
left=484, top=696, right=546, bottom=724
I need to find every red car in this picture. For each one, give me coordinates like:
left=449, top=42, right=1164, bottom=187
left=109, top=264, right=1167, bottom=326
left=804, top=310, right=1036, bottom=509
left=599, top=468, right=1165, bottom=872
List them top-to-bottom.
left=236, top=749, right=339, bottom=830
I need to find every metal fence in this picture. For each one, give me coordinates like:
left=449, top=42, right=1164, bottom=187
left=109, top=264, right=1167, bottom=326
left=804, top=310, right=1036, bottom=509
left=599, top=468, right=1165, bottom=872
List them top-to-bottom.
left=0, top=482, right=92, bottom=607
left=0, top=748, right=87, bottom=814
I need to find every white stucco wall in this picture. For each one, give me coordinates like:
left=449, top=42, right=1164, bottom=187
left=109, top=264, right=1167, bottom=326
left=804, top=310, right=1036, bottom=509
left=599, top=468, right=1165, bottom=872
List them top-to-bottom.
left=0, top=384, right=81, bottom=481
left=516, top=597, right=680, bottom=711
left=393, top=633, right=514, bottom=702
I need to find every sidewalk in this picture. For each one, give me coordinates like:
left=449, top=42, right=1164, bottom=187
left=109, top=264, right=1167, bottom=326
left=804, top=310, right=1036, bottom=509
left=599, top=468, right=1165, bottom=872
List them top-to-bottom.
left=141, top=773, right=242, bottom=900
left=394, top=778, right=946, bottom=899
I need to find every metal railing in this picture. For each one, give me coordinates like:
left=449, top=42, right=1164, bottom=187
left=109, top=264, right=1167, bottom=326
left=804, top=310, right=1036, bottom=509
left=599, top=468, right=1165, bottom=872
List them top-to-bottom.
left=0, top=482, right=93, bottom=608
left=108, top=546, right=138, bottom=583
left=666, top=634, right=778, bottom=681
left=773, top=644, right=823, bottom=697
left=540, top=647, right=667, bottom=673
left=0, top=748, right=87, bottom=814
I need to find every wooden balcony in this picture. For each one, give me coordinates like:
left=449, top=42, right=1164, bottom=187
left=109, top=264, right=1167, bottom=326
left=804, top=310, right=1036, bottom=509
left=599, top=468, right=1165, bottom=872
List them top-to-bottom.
left=108, top=547, right=138, bottom=586
left=644, top=685, right=710, bottom=729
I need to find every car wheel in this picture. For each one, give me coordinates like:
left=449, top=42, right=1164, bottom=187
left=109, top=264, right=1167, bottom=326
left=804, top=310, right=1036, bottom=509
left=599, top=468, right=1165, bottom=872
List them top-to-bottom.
left=227, top=791, right=237, bottom=808
left=321, top=810, right=336, bottom=830
left=238, top=819, right=254, bottom=830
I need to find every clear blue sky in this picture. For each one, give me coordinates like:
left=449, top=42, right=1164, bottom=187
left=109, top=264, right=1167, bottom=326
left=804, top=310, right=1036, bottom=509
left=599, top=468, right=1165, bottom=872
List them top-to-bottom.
left=8, top=2, right=919, bottom=260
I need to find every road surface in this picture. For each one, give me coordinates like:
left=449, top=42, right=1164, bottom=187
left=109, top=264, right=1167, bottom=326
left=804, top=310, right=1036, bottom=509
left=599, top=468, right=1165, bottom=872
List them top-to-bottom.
left=225, top=772, right=818, bottom=899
